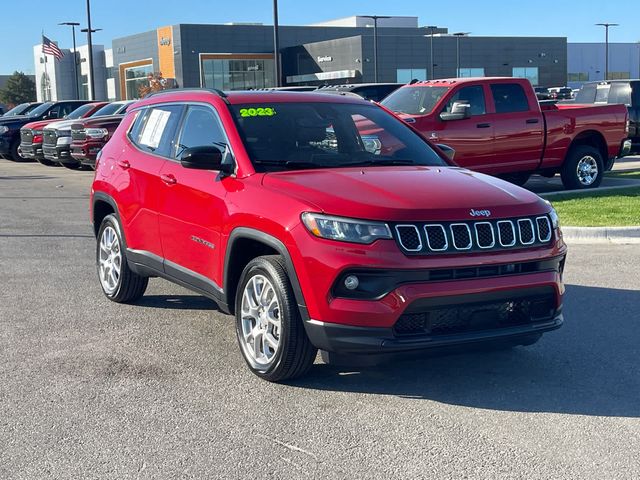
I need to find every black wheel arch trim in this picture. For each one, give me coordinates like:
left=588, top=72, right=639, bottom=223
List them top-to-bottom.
left=224, top=227, right=309, bottom=320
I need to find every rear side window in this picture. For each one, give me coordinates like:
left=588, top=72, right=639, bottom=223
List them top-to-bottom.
left=490, top=83, right=530, bottom=113
left=608, top=83, right=632, bottom=106
left=595, top=84, right=611, bottom=104
left=444, top=85, right=486, bottom=116
left=129, top=105, right=183, bottom=157
left=175, top=105, right=228, bottom=159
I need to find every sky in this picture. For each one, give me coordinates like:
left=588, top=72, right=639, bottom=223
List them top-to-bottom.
left=1, top=0, right=639, bottom=75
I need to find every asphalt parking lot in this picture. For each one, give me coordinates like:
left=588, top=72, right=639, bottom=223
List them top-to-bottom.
left=1, top=161, right=639, bottom=479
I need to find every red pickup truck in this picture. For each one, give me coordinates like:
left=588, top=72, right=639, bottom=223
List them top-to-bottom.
left=381, top=78, right=630, bottom=189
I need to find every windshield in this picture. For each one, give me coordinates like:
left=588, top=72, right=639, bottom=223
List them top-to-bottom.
left=380, top=86, right=449, bottom=115
left=28, top=102, right=54, bottom=117
left=92, top=102, right=127, bottom=117
left=230, top=102, right=447, bottom=172
left=3, top=103, right=30, bottom=116
left=67, top=104, right=96, bottom=119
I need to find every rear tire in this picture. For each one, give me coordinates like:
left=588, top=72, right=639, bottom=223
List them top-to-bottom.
left=560, top=145, right=603, bottom=190
left=96, top=214, right=148, bottom=303
left=235, top=255, right=317, bottom=382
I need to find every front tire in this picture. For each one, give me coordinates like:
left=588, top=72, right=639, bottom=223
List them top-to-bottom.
left=10, top=140, right=30, bottom=162
left=561, top=145, right=604, bottom=190
left=36, top=157, right=60, bottom=167
left=96, top=214, right=148, bottom=303
left=235, top=255, right=317, bottom=382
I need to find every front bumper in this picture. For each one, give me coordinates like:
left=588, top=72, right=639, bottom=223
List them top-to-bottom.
left=0, top=136, right=11, bottom=155
left=20, top=143, right=44, bottom=160
left=71, top=143, right=102, bottom=166
left=43, top=144, right=78, bottom=165
left=304, top=286, right=563, bottom=354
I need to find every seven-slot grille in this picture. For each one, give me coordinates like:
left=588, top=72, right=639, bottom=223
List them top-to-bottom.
left=20, top=129, right=34, bottom=145
left=43, top=130, right=58, bottom=147
left=394, top=216, right=553, bottom=255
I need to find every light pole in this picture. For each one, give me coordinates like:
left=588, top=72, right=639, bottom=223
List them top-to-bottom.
left=273, top=0, right=281, bottom=87
left=362, top=15, right=391, bottom=82
left=59, top=22, right=80, bottom=99
left=596, top=23, right=619, bottom=81
left=81, top=26, right=102, bottom=100
left=424, top=26, right=438, bottom=80
left=452, top=32, right=470, bottom=77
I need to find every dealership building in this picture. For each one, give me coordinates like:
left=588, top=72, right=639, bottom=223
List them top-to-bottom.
left=33, top=15, right=637, bottom=101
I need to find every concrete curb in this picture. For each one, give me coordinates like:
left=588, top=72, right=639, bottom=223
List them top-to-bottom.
left=539, top=181, right=640, bottom=198
left=562, top=226, right=640, bottom=244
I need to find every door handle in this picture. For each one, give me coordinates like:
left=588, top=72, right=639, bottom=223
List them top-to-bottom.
left=526, top=118, right=540, bottom=124
left=476, top=123, right=491, bottom=128
left=116, top=159, right=130, bottom=169
left=161, top=173, right=177, bottom=185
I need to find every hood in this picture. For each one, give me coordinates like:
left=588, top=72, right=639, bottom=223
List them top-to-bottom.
left=73, top=114, right=124, bottom=129
left=0, top=115, right=35, bottom=126
left=21, top=118, right=59, bottom=131
left=44, top=118, right=77, bottom=132
left=262, top=166, right=548, bottom=222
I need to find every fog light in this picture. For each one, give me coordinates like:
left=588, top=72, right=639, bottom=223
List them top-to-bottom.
left=344, top=275, right=359, bottom=290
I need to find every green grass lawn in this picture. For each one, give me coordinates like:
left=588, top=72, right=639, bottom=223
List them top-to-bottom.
left=547, top=186, right=640, bottom=227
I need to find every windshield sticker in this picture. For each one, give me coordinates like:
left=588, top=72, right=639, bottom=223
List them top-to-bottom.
left=239, top=107, right=276, bottom=117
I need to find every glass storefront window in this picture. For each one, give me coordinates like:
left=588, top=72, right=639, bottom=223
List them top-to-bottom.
left=201, top=57, right=275, bottom=90
left=124, top=64, right=154, bottom=99
left=457, top=67, right=485, bottom=78
left=512, top=67, right=539, bottom=86
left=396, top=69, right=427, bottom=83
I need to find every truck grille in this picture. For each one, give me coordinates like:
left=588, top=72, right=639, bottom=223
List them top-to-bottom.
left=71, top=128, right=86, bottom=142
left=20, top=129, right=33, bottom=145
left=43, top=130, right=57, bottom=147
left=393, top=216, right=553, bottom=255
left=393, top=288, right=556, bottom=337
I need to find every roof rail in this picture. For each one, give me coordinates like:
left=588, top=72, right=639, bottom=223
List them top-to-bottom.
left=143, top=87, right=228, bottom=100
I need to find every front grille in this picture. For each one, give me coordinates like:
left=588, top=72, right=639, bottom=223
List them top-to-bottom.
left=21, top=129, right=33, bottom=145
left=71, top=129, right=86, bottom=142
left=43, top=130, right=57, bottom=147
left=392, top=215, right=553, bottom=255
left=393, top=290, right=556, bottom=337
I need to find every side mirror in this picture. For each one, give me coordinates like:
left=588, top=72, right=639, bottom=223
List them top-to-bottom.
left=439, top=102, right=471, bottom=121
left=44, top=112, right=56, bottom=120
left=436, top=143, right=456, bottom=161
left=180, top=145, right=234, bottom=174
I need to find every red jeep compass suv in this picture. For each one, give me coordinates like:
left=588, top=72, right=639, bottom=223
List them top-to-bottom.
left=91, top=89, right=566, bottom=382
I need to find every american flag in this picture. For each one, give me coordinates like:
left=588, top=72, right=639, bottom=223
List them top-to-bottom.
left=42, top=35, right=64, bottom=60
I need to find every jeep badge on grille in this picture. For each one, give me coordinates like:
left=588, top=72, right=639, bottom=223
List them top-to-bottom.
left=470, top=209, right=491, bottom=217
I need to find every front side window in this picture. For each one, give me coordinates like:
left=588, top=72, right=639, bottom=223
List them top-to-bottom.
left=490, top=83, right=530, bottom=113
left=443, top=85, right=486, bottom=116
left=381, top=86, right=449, bottom=115
left=230, top=102, right=447, bottom=172
left=130, top=105, right=183, bottom=157
left=175, top=106, right=227, bottom=159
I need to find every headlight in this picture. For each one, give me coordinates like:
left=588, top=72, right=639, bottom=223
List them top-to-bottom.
left=0, top=126, right=9, bottom=135
left=86, top=128, right=108, bottom=139
left=545, top=201, right=560, bottom=229
left=302, top=213, right=392, bottom=244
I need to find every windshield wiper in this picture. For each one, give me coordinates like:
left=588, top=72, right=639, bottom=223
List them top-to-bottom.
left=339, top=158, right=416, bottom=167
left=253, top=160, right=322, bottom=170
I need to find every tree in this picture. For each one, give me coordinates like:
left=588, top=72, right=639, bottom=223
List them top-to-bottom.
left=0, top=71, right=37, bottom=106
left=138, top=72, right=169, bottom=98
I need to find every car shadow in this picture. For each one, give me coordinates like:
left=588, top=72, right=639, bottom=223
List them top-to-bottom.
left=290, top=284, right=640, bottom=418
left=135, top=294, right=220, bottom=311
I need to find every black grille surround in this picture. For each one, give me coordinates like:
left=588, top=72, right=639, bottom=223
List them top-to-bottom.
left=393, top=216, right=553, bottom=255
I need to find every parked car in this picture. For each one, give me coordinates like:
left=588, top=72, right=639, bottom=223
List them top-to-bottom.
left=381, top=77, right=630, bottom=189
left=575, top=80, right=640, bottom=154
left=316, top=83, right=404, bottom=102
left=534, top=87, right=552, bottom=100
left=91, top=88, right=566, bottom=382
left=0, top=101, right=90, bottom=161
left=43, top=101, right=132, bottom=169
left=1, top=102, right=42, bottom=117
left=21, top=102, right=105, bottom=165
